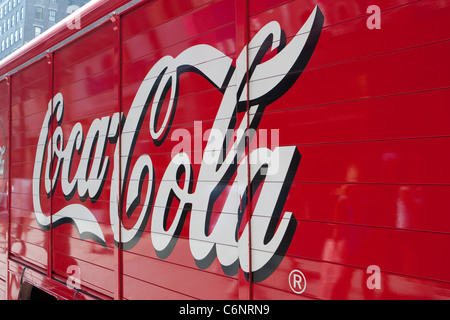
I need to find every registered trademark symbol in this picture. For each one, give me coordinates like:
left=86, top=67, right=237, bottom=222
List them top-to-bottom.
left=289, top=270, right=306, bottom=294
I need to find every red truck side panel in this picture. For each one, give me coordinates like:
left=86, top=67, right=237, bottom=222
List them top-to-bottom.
left=0, top=0, right=449, bottom=300
left=0, top=78, right=9, bottom=300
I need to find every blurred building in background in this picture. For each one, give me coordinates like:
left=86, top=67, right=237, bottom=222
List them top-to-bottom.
left=0, top=0, right=90, bottom=60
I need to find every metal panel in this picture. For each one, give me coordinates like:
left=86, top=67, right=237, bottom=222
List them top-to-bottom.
left=50, top=22, right=119, bottom=298
left=9, top=58, right=50, bottom=272
left=0, top=78, right=9, bottom=288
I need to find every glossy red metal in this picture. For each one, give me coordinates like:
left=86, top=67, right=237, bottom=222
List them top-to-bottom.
left=0, top=0, right=449, bottom=300
left=0, top=0, right=132, bottom=77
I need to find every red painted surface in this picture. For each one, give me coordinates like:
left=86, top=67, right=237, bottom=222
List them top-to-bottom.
left=0, top=0, right=449, bottom=300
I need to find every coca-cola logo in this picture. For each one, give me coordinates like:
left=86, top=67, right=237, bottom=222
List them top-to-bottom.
left=33, top=6, right=323, bottom=282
